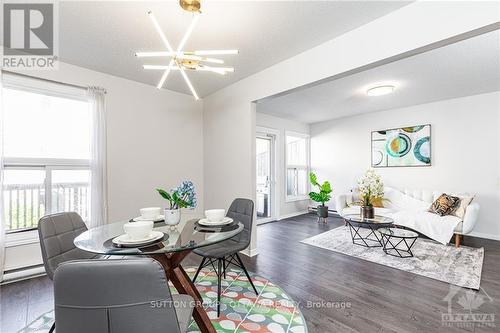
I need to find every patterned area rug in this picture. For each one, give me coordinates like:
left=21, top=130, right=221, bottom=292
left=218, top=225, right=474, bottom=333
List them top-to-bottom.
left=301, top=226, right=484, bottom=290
left=19, top=267, right=307, bottom=333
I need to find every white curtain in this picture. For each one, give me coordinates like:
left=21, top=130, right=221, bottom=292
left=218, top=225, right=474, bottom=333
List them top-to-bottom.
left=0, top=71, right=6, bottom=282
left=87, top=87, right=108, bottom=228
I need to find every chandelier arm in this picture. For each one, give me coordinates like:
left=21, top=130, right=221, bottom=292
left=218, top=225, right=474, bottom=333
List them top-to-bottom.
left=148, top=12, right=175, bottom=53
left=177, top=13, right=200, bottom=52
left=193, top=50, right=239, bottom=56
left=135, top=51, right=174, bottom=57
left=177, top=54, right=224, bottom=64
left=157, top=59, right=175, bottom=89
left=176, top=60, right=199, bottom=100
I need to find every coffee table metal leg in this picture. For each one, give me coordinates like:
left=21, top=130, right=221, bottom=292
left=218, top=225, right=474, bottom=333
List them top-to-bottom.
left=346, top=221, right=383, bottom=247
left=382, top=236, right=417, bottom=258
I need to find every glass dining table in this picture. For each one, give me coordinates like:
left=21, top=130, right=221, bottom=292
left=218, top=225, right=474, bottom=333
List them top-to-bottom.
left=74, top=218, right=244, bottom=333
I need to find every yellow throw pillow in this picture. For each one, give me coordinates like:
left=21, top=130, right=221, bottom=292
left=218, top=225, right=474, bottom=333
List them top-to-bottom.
left=371, top=197, right=384, bottom=208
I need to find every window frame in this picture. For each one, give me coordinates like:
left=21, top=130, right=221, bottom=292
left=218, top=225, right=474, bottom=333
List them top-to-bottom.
left=2, top=73, right=91, bottom=235
left=285, top=131, right=310, bottom=202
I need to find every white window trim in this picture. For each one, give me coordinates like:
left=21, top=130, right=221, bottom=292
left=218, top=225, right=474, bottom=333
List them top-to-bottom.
left=3, top=72, right=88, bottom=101
left=285, top=131, right=310, bottom=202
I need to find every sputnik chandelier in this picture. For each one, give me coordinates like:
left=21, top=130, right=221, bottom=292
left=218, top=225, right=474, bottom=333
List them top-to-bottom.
left=135, top=0, right=238, bottom=100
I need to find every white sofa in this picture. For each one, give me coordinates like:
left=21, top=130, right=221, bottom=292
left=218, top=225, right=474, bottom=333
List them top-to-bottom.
left=335, top=187, right=480, bottom=246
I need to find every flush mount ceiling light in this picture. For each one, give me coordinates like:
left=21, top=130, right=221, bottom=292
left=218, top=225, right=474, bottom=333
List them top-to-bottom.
left=135, top=0, right=238, bottom=100
left=366, top=85, right=395, bottom=97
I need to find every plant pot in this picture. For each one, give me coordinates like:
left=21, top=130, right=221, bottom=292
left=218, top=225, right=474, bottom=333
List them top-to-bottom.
left=317, top=205, right=329, bottom=218
left=361, top=206, right=374, bottom=219
left=164, top=209, right=181, bottom=226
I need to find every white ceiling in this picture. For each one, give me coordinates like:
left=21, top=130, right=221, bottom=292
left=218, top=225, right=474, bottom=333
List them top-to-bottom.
left=52, top=1, right=410, bottom=97
left=257, top=30, right=500, bottom=124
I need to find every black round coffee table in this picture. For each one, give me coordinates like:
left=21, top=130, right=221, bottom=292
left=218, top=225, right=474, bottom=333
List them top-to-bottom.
left=342, top=214, right=394, bottom=248
left=379, top=227, right=419, bottom=258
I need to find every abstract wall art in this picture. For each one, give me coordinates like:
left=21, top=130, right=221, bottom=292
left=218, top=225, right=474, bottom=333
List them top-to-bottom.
left=371, top=124, right=431, bottom=167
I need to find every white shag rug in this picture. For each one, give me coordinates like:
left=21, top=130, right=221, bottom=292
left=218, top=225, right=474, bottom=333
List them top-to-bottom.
left=301, top=226, right=484, bottom=289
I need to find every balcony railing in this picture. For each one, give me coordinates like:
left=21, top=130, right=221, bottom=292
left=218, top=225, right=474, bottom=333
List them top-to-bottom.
left=3, top=182, right=89, bottom=232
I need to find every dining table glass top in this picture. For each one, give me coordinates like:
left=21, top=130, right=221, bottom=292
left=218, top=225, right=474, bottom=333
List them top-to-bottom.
left=74, top=219, right=244, bottom=255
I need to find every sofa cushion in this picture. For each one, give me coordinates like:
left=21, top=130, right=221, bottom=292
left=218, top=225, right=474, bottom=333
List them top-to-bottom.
left=384, top=187, right=429, bottom=211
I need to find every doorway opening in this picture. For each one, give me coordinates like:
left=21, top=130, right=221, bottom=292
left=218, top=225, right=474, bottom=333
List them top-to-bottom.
left=256, top=129, right=278, bottom=224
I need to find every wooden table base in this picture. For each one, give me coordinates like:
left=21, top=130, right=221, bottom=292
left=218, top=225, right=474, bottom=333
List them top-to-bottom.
left=150, top=250, right=216, bottom=333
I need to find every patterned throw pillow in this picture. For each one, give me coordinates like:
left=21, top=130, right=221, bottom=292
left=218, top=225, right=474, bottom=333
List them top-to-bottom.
left=429, top=193, right=461, bottom=216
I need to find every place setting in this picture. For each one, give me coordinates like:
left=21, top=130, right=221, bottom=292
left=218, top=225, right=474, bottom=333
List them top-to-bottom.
left=111, top=207, right=168, bottom=248
left=129, top=207, right=165, bottom=222
left=195, top=209, right=238, bottom=232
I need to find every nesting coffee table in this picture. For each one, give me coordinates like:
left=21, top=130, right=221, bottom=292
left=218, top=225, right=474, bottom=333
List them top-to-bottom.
left=342, top=214, right=394, bottom=248
left=342, top=214, right=419, bottom=258
left=379, top=227, right=419, bottom=258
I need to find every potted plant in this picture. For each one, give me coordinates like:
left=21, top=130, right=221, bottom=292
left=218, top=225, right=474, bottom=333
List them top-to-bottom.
left=356, top=169, right=384, bottom=219
left=308, top=172, right=332, bottom=219
left=157, top=180, right=197, bottom=227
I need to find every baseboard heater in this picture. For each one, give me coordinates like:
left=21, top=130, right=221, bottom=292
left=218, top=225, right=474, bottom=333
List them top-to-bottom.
left=1, top=264, right=46, bottom=285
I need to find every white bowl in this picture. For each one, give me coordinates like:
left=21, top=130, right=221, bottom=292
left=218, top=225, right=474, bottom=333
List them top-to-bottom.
left=140, top=207, right=161, bottom=219
left=205, top=209, right=225, bottom=222
left=123, top=221, right=153, bottom=240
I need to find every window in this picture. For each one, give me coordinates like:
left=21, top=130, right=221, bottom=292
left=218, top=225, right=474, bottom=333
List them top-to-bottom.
left=2, top=74, right=91, bottom=232
left=285, top=132, right=309, bottom=201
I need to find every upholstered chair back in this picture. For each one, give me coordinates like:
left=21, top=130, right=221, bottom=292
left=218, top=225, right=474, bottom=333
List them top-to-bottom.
left=38, top=212, right=96, bottom=280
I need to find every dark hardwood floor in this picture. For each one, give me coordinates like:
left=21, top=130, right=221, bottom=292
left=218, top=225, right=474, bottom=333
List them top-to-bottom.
left=1, top=213, right=499, bottom=332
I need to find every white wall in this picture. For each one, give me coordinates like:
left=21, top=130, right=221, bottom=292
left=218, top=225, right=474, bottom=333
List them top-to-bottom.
left=203, top=1, right=499, bottom=255
left=4, top=62, right=203, bottom=272
left=310, top=91, right=500, bottom=240
left=256, top=112, right=310, bottom=217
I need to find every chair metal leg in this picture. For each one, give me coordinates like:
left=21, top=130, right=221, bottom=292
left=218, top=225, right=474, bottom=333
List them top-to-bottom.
left=235, top=253, right=258, bottom=295
left=192, top=257, right=206, bottom=283
left=223, top=257, right=226, bottom=279
left=217, top=258, right=222, bottom=317
left=49, top=323, right=55, bottom=333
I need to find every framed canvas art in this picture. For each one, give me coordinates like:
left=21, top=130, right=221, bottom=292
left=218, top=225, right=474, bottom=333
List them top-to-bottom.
left=371, top=124, right=431, bottom=168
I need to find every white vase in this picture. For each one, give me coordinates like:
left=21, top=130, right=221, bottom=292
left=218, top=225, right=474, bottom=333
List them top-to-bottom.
left=164, top=209, right=181, bottom=226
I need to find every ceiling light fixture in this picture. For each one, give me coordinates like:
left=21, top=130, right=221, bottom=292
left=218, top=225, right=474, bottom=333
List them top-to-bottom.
left=136, top=0, right=238, bottom=100
left=366, top=85, right=395, bottom=97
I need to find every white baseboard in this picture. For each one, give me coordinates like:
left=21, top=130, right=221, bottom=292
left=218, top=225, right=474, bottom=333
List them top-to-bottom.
left=277, top=210, right=309, bottom=221
left=467, top=231, right=500, bottom=241
left=239, top=247, right=259, bottom=257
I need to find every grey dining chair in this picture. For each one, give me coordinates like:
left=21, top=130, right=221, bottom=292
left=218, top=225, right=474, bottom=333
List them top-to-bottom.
left=192, top=198, right=258, bottom=317
left=38, top=212, right=100, bottom=280
left=38, top=212, right=106, bottom=333
left=53, top=259, right=195, bottom=333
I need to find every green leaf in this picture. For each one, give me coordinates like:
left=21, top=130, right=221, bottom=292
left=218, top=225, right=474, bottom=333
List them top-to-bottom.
left=309, top=172, right=319, bottom=186
left=320, top=181, right=332, bottom=194
left=156, top=188, right=171, bottom=201
left=309, top=191, right=330, bottom=204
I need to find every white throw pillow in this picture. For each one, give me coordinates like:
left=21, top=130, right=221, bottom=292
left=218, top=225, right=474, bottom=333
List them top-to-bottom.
left=451, top=195, right=475, bottom=219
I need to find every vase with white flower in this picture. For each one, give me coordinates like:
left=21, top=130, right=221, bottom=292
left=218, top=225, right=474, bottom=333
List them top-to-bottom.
left=356, top=169, right=384, bottom=219
left=156, top=181, right=197, bottom=227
